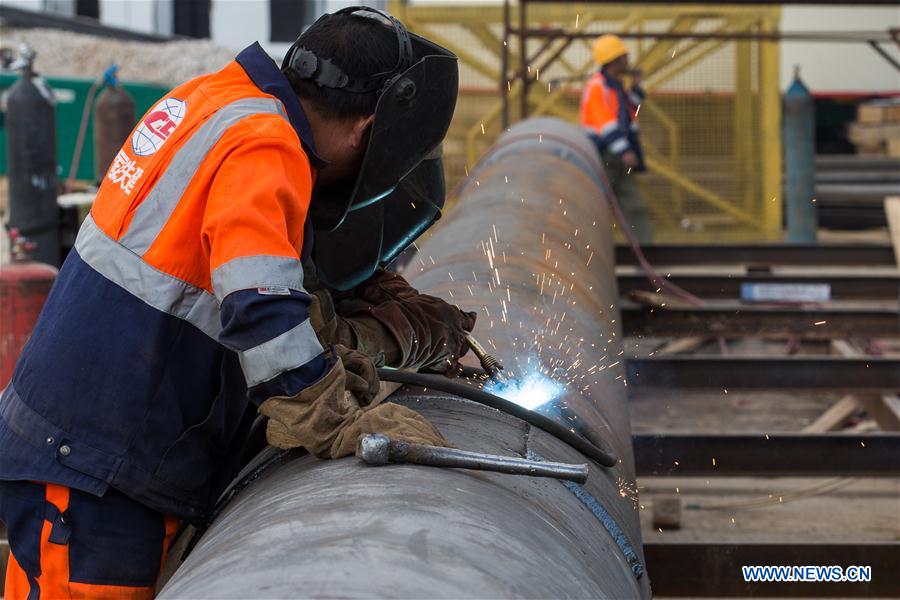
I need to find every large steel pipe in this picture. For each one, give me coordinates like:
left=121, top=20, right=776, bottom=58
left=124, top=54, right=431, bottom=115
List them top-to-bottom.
left=160, top=118, right=648, bottom=598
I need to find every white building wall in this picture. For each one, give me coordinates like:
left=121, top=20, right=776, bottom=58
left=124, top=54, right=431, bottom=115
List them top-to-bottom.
left=2, top=0, right=60, bottom=12
left=99, top=0, right=157, bottom=34
left=209, top=0, right=386, bottom=62
left=209, top=0, right=272, bottom=53
left=780, top=5, right=900, bottom=94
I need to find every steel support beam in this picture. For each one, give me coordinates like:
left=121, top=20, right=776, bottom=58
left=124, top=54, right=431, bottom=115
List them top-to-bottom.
left=508, top=26, right=896, bottom=43
left=615, top=244, right=896, bottom=267
left=617, top=273, right=900, bottom=300
left=622, top=305, right=899, bottom=339
left=627, top=357, right=900, bottom=391
left=634, top=434, right=900, bottom=477
left=644, top=542, right=900, bottom=597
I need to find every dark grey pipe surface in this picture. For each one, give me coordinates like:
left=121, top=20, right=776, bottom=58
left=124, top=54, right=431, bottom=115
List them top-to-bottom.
left=160, top=118, right=648, bottom=598
left=161, top=398, right=645, bottom=598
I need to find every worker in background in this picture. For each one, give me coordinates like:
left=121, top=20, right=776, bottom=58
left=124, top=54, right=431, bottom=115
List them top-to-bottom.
left=0, top=7, right=473, bottom=598
left=579, top=34, right=654, bottom=242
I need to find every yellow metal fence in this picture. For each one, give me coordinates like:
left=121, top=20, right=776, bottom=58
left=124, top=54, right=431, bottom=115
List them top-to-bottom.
left=391, top=1, right=784, bottom=241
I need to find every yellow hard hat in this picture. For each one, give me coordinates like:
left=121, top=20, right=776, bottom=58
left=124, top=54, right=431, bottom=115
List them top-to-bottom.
left=592, top=34, right=628, bottom=67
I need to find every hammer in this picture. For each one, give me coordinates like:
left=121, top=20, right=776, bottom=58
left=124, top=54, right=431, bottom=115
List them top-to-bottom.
left=357, top=434, right=589, bottom=484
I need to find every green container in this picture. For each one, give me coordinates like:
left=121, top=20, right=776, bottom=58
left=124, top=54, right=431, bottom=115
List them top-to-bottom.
left=0, top=73, right=170, bottom=181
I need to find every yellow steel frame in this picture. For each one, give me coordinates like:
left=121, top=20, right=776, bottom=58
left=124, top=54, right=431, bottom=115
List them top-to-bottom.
left=390, top=1, right=784, bottom=241
left=758, top=15, right=783, bottom=237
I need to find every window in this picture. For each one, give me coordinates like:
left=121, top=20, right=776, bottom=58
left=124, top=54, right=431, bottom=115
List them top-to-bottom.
left=75, top=0, right=99, bottom=19
left=174, top=0, right=211, bottom=39
left=270, top=0, right=309, bottom=43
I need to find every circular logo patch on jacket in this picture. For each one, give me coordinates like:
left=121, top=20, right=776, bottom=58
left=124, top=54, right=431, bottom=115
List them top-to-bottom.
left=131, top=98, right=187, bottom=156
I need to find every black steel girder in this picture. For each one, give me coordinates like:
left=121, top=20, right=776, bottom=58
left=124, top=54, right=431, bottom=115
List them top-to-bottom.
left=614, top=244, right=896, bottom=268
left=617, top=273, right=900, bottom=300
left=621, top=305, right=899, bottom=339
left=626, top=357, right=900, bottom=391
left=634, top=434, right=900, bottom=477
left=644, top=542, right=900, bottom=597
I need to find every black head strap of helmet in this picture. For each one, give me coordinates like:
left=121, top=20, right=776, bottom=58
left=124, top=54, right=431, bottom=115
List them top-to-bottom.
left=282, top=6, right=414, bottom=95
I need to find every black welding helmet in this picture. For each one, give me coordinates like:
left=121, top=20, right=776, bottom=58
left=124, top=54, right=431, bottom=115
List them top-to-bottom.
left=282, top=5, right=458, bottom=233
left=283, top=6, right=457, bottom=290
left=313, top=146, right=446, bottom=290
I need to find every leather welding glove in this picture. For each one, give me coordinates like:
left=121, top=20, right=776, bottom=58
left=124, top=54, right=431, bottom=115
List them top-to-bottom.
left=305, top=261, right=400, bottom=367
left=336, top=269, right=478, bottom=374
left=309, top=287, right=401, bottom=368
left=260, top=345, right=447, bottom=458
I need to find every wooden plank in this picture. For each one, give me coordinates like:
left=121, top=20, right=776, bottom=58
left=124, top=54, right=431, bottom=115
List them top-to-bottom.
left=858, top=100, right=900, bottom=124
left=848, top=122, right=900, bottom=147
left=889, top=138, right=900, bottom=159
left=885, top=197, right=900, bottom=269
left=626, top=290, right=692, bottom=309
left=654, top=337, right=708, bottom=355
left=828, top=339, right=900, bottom=431
left=831, top=339, right=860, bottom=358
left=857, top=394, right=900, bottom=432
left=883, top=394, right=900, bottom=425
left=802, top=395, right=860, bottom=433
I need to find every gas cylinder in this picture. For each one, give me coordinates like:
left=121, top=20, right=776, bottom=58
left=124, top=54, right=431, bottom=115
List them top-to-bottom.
left=5, top=44, right=60, bottom=266
left=93, top=66, right=136, bottom=180
left=784, top=66, right=817, bottom=243
left=0, top=230, right=58, bottom=389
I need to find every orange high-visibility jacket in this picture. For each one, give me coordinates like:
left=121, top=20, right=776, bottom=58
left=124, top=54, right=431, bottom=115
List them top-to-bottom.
left=0, top=43, right=330, bottom=521
left=579, top=69, right=644, bottom=158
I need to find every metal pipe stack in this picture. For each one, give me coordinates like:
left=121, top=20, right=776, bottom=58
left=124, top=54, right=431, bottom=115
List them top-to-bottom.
left=159, top=118, right=649, bottom=599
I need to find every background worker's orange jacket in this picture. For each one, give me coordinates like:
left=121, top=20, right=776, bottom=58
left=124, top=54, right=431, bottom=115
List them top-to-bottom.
left=0, top=43, right=330, bottom=522
left=579, top=69, right=646, bottom=170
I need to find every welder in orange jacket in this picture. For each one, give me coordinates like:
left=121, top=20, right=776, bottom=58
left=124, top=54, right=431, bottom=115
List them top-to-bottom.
left=0, top=7, right=473, bottom=598
left=579, top=34, right=654, bottom=242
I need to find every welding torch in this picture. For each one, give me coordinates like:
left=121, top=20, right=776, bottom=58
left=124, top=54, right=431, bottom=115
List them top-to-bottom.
left=465, top=334, right=507, bottom=384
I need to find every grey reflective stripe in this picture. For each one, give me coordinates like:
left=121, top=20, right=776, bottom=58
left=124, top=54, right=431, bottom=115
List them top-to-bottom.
left=120, top=97, right=289, bottom=255
left=599, top=121, right=619, bottom=137
left=609, top=138, right=629, bottom=154
left=75, top=215, right=222, bottom=339
left=211, top=255, right=304, bottom=302
left=238, top=320, right=324, bottom=387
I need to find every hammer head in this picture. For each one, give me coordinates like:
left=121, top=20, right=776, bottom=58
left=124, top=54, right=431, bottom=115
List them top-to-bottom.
left=357, top=434, right=391, bottom=465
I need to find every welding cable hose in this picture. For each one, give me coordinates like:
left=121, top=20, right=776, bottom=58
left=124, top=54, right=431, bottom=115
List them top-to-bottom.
left=376, top=368, right=618, bottom=467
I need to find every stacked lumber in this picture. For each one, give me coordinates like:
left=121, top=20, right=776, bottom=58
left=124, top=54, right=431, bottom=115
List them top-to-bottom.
left=848, top=99, right=900, bottom=157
